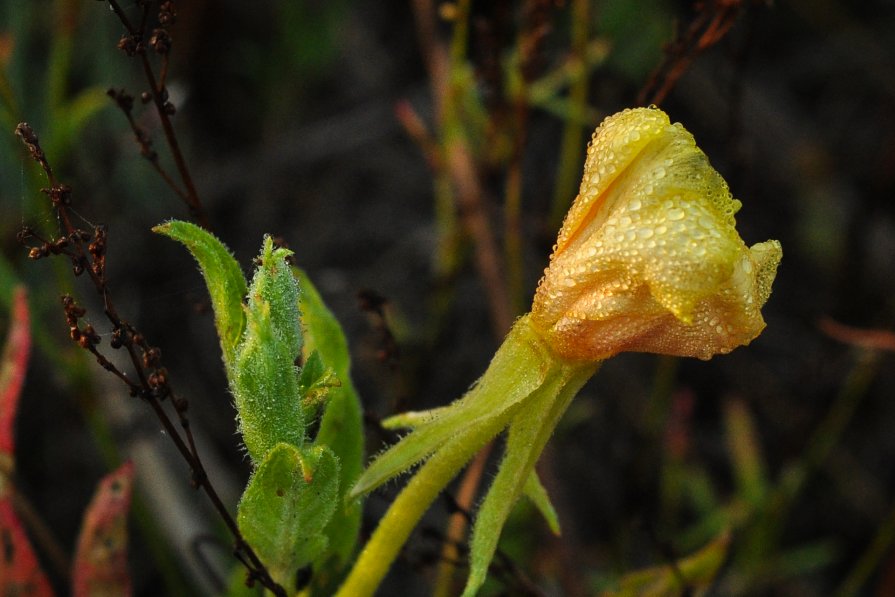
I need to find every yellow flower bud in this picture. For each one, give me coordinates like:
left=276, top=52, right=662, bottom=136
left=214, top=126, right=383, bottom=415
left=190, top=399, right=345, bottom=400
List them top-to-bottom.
left=531, top=107, right=781, bottom=361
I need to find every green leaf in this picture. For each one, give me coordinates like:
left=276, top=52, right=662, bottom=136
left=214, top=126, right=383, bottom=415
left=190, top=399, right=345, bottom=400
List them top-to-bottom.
left=47, top=85, right=110, bottom=160
left=153, top=221, right=247, bottom=368
left=233, top=237, right=304, bottom=462
left=294, top=268, right=364, bottom=575
left=298, top=349, right=340, bottom=414
left=724, top=398, right=768, bottom=507
left=237, top=443, right=340, bottom=589
left=598, top=530, right=731, bottom=597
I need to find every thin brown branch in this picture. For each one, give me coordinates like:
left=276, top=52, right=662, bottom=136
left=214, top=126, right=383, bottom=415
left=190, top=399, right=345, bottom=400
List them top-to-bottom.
left=107, top=0, right=211, bottom=230
left=638, top=0, right=749, bottom=107
left=15, top=123, right=285, bottom=597
left=819, top=318, right=895, bottom=352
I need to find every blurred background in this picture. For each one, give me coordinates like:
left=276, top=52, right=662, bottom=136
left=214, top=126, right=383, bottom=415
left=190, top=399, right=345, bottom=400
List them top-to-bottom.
left=1, top=0, right=895, bottom=595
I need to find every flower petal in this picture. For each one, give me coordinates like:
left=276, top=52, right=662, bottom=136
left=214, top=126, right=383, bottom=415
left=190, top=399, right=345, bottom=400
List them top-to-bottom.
left=532, top=108, right=781, bottom=361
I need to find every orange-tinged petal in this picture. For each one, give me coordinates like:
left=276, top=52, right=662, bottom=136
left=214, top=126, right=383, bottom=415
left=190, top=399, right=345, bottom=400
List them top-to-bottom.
left=532, top=107, right=781, bottom=361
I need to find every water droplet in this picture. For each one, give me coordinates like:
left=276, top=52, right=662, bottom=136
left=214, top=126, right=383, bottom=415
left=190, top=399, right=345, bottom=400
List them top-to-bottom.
left=667, top=208, right=685, bottom=221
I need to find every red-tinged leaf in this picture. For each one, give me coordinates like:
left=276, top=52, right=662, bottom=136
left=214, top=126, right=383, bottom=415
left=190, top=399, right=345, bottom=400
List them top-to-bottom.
left=0, top=286, right=30, bottom=459
left=72, top=461, right=135, bottom=597
left=0, top=496, right=55, bottom=597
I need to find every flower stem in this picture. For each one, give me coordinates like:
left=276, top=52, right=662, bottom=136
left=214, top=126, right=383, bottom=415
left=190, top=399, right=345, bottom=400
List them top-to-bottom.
left=334, top=406, right=513, bottom=597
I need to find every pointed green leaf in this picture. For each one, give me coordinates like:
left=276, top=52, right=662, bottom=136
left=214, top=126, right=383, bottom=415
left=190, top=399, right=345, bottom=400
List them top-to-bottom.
left=48, top=86, right=109, bottom=160
left=153, top=221, right=247, bottom=368
left=233, top=237, right=304, bottom=462
left=294, top=268, right=364, bottom=575
left=724, top=398, right=768, bottom=506
left=237, top=443, right=340, bottom=589
left=523, top=471, right=561, bottom=536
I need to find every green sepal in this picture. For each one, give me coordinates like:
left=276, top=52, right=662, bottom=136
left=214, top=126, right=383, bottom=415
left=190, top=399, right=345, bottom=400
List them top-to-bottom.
left=152, top=220, right=247, bottom=369
left=233, top=237, right=304, bottom=463
left=294, top=268, right=364, bottom=576
left=351, top=316, right=555, bottom=498
left=463, top=362, right=594, bottom=597
left=379, top=409, right=563, bottom=537
left=237, top=443, right=340, bottom=590
left=523, top=471, right=561, bottom=536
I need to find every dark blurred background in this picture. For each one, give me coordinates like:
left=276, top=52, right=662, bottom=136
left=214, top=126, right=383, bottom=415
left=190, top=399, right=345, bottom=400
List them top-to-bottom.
left=1, top=1, right=895, bottom=595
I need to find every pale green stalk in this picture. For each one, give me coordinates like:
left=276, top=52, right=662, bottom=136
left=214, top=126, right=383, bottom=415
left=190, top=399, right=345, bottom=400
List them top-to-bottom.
left=333, top=407, right=512, bottom=597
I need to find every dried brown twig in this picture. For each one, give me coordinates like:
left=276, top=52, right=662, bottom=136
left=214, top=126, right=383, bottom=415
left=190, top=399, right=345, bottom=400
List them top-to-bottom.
left=102, top=0, right=210, bottom=230
left=410, top=0, right=514, bottom=339
left=638, top=0, right=753, bottom=107
left=15, top=121, right=284, bottom=597
left=819, top=318, right=895, bottom=352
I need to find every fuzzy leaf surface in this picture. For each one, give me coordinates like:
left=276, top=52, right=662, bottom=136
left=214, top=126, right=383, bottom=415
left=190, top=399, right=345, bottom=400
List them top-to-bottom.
left=153, top=220, right=247, bottom=368
left=233, top=237, right=304, bottom=462
left=295, top=268, right=364, bottom=576
left=351, top=316, right=553, bottom=498
left=464, top=364, right=592, bottom=596
left=237, top=443, right=340, bottom=588
left=523, top=470, right=561, bottom=536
